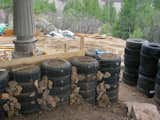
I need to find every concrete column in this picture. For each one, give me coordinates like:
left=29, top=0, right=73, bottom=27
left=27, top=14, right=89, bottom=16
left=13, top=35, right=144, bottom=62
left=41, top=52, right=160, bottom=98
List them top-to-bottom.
left=13, top=0, right=36, bottom=58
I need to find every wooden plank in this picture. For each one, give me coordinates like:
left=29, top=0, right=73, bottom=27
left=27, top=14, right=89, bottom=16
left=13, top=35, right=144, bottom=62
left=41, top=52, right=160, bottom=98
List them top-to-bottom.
left=0, top=50, right=85, bottom=68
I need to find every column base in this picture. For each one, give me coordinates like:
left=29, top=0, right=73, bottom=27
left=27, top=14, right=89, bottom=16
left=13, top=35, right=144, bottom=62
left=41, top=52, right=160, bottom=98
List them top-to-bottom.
left=13, top=37, right=37, bottom=58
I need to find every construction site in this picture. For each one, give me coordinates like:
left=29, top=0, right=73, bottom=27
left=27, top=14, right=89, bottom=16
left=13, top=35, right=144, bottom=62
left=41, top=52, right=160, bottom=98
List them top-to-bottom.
left=0, top=0, right=160, bottom=120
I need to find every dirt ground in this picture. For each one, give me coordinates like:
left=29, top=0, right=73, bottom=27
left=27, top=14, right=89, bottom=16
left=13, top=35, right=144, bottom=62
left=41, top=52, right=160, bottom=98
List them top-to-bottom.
left=12, top=80, right=157, bottom=120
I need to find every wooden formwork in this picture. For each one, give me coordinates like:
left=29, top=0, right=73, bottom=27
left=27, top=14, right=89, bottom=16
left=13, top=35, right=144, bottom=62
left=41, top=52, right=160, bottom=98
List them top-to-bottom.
left=0, top=34, right=125, bottom=68
left=0, top=37, right=85, bottom=68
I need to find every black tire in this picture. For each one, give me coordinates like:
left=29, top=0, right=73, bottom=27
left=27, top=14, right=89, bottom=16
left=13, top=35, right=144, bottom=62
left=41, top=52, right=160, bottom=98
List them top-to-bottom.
left=126, top=39, right=147, bottom=50
left=142, top=42, right=160, bottom=59
left=125, top=48, right=140, bottom=56
left=85, top=49, right=97, bottom=58
left=98, top=53, right=121, bottom=68
left=139, top=53, right=158, bottom=77
left=124, top=54, right=140, bottom=68
left=70, top=56, right=99, bottom=74
left=41, top=59, right=71, bottom=77
left=11, top=65, right=41, bottom=83
left=100, top=67, right=120, bottom=76
left=124, top=67, right=139, bottom=75
left=0, top=70, right=8, bottom=93
left=123, top=72, right=138, bottom=86
left=156, top=72, right=160, bottom=85
left=137, top=74, right=155, bottom=98
left=48, top=75, right=71, bottom=87
left=103, top=76, right=119, bottom=88
left=78, top=80, right=97, bottom=91
left=19, top=82, right=36, bottom=93
left=155, top=84, right=160, bottom=98
left=49, top=85, right=71, bottom=96
left=106, top=88, right=119, bottom=103
left=79, top=89, right=96, bottom=99
left=17, top=92, right=38, bottom=103
left=57, top=93, right=70, bottom=103
left=85, top=97, right=96, bottom=105
left=20, top=102, right=40, bottom=114
left=0, top=106, right=5, bottom=120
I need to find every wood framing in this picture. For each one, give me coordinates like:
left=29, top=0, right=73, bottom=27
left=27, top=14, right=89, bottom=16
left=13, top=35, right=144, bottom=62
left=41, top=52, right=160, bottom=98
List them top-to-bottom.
left=0, top=38, right=85, bottom=68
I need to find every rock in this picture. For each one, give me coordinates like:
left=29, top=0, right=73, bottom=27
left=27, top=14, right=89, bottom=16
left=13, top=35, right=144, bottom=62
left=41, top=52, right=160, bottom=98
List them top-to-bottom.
left=126, top=102, right=160, bottom=120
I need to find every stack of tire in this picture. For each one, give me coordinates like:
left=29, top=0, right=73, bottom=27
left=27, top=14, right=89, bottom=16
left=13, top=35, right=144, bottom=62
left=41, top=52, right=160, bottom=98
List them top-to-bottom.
left=123, top=39, right=146, bottom=86
left=137, top=42, right=160, bottom=97
left=98, top=53, right=121, bottom=103
left=70, top=56, right=99, bottom=105
left=41, top=59, right=71, bottom=106
left=155, top=61, right=160, bottom=104
left=11, top=65, right=41, bottom=114
left=0, top=70, right=8, bottom=118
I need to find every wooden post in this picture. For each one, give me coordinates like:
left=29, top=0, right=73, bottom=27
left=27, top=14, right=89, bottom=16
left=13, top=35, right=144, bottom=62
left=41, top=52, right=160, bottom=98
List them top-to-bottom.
left=80, top=37, right=85, bottom=51
left=64, top=43, right=69, bottom=52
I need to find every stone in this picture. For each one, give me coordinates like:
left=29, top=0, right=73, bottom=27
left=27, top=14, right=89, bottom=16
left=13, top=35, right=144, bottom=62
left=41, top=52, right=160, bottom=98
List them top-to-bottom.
left=126, top=102, right=160, bottom=120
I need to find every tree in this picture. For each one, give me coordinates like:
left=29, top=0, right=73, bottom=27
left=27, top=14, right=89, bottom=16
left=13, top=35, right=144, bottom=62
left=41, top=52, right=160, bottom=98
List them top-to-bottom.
left=0, top=0, right=12, bottom=9
left=112, top=0, right=137, bottom=39
left=153, top=0, right=160, bottom=10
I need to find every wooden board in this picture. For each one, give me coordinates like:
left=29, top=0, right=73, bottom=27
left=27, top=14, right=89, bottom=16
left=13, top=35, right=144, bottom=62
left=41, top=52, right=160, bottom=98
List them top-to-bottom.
left=0, top=50, right=85, bottom=68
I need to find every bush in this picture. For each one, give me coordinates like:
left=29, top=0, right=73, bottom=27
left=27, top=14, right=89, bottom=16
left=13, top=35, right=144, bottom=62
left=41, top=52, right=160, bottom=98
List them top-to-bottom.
left=34, top=0, right=56, bottom=14
left=130, top=28, right=144, bottom=38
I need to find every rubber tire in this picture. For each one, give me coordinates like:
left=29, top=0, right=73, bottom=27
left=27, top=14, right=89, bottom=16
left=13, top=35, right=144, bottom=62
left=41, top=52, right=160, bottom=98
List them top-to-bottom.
left=126, top=39, right=147, bottom=50
left=142, top=42, right=160, bottom=59
left=125, top=47, right=140, bottom=56
left=85, top=49, right=97, bottom=58
left=98, top=53, right=121, bottom=68
left=139, top=53, right=158, bottom=77
left=124, top=54, right=140, bottom=68
left=70, top=56, right=99, bottom=74
left=41, top=59, right=71, bottom=77
left=11, top=65, right=41, bottom=83
left=100, top=67, right=120, bottom=76
left=124, top=67, right=139, bottom=75
left=0, top=70, right=9, bottom=93
left=123, top=72, right=138, bottom=86
left=156, top=72, right=160, bottom=85
left=137, top=74, right=155, bottom=98
left=48, top=75, right=71, bottom=87
left=78, top=80, right=97, bottom=91
left=19, top=82, right=36, bottom=93
left=155, top=84, right=160, bottom=98
left=49, top=85, right=71, bottom=96
left=106, top=88, right=119, bottom=103
left=79, top=89, right=96, bottom=99
left=16, top=92, right=38, bottom=103
left=58, top=93, right=70, bottom=103
left=85, top=97, right=96, bottom=105
left=20, top=102, right=40, bottom=114
left=0, top=106, right=5, bottom=120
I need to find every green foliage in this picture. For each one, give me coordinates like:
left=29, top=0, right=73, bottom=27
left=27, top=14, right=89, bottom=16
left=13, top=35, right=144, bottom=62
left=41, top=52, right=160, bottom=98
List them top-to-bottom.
left=0, top=0, right=12, bottom=8
left=0, top=0, right=56, bottom=14
left=34, top=0, right=56, bottom=14
left=64, top=0, right=116, bottom=23
left=112, top=0, right=137, bottom=39
left=113, top=0, right=160, bottom=41
left=153, top=0, right=160, bottom=10
left=101, top=22, right=111, bottom=34
left=130, top=27, right=144, bottom=38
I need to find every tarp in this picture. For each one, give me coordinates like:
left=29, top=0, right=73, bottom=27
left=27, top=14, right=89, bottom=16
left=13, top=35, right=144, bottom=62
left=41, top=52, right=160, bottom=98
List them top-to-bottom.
left=0, top=24, right=6, bottom=34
